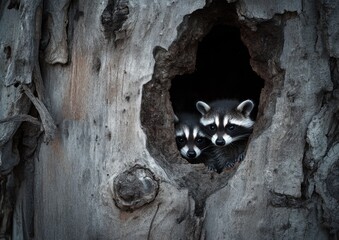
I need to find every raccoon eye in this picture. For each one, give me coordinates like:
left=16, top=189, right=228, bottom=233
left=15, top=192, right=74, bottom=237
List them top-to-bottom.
left=208, top=124, right=217, bottom=131
left=227, top=124, right=236, bottom=131
left=176, top=137, right=185, bottom=143
left=195, top=137, right=207, bottom=146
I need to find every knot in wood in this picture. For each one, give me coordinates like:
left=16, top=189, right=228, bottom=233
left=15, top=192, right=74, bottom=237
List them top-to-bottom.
left=101, top=0, right=129, bottom=40
left=113, top=165, right=159, bottom=211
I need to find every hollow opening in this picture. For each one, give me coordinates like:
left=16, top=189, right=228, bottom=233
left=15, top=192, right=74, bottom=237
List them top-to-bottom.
left=141, top=1, right=283, bottom=215
left=140, top=2, right=272, bottom=172
left=169, top=23, right=264, bottom=176
left=170, top=24, right=264, bottom=119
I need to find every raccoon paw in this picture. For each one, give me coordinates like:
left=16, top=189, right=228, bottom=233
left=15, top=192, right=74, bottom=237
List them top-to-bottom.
left=236, top=152, right=245, bottom=162
left=220, top=157, right=237, bottom=169
left=203, top=159, right=218, bottom=172
left=224, top=161, right=235, bottom=169
left=206, top=163, right=223, bottom=173
left=211, top=164, right=223, bottom=174
left=207, top=165, right=218, bottom=172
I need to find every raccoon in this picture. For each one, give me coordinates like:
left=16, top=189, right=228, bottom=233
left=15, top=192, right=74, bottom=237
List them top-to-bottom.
left=196, top=99, right=255, bottom=173
left=174, top=112, right=211, bottom=163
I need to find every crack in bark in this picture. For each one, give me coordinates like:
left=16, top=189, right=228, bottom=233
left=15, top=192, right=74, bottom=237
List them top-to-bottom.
left=269, top=190, right=308, bottom=208
left=147, top=202, right=161, bottom=240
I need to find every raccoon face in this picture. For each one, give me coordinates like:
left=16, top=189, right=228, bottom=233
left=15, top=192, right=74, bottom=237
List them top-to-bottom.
left=196, top=99, right=255, bottom=146
left=174, top=114, right=211, bottom=160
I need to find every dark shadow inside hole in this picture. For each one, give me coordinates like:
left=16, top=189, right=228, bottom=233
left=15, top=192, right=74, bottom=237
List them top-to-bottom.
left=170, top=24, right=264, bottom=119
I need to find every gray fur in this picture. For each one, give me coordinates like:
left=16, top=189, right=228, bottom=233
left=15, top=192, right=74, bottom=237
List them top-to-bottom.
left=195, top=99, right=255, bottom=173
left=196, top=101, right=211, bottom=115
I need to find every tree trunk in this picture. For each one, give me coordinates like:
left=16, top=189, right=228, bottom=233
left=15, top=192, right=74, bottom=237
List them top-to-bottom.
left=1, top=0, right=338, bottom=239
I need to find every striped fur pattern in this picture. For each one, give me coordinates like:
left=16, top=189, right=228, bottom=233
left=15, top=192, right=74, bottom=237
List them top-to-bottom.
left=196, top=99, right=255, bottom=173
left=174, top=112, right=211, bottom=163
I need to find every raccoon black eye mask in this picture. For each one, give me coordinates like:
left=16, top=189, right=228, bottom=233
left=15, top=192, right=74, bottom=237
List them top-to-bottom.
left=173, top=99, right=254, bottom=173
left=195, top=99, right=255, bottom=173
left=196, top=99, right=254, bottom=146
left=174, top=113, right=212, bottom=161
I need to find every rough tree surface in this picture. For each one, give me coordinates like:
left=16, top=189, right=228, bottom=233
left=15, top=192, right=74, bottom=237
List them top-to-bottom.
left=0, top=0, right=338, bottom=239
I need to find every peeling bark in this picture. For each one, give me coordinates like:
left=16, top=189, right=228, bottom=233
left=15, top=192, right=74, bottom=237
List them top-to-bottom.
left=0, top=0, right=56, bottom=238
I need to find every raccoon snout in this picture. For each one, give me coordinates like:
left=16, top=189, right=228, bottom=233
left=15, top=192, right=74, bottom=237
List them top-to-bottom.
left=216, top=139, right=225, bottom=146
left=187, top=151, right=197, bottom=158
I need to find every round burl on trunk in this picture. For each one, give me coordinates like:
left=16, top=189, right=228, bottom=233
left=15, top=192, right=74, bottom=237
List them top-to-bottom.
left=113, top=165, right=159, bottom=211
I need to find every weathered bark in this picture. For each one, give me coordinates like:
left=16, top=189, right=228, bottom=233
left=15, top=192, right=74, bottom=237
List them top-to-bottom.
left=0, top=0, right=338, bottom=240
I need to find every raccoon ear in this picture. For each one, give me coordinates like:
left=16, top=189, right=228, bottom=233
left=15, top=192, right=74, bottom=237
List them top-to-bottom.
left=237, top=100, right=254, bottom=117
left=196, top=101, right=210, bottom=115
left=174, top=114, right=179, bottom=123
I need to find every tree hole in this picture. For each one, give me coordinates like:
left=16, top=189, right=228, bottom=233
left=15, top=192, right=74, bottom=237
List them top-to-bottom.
left=141, top=1, right=282, bottom=214
left=169, top=24, right=264, bottom=176
left=170, top=24, right=264, bottom=119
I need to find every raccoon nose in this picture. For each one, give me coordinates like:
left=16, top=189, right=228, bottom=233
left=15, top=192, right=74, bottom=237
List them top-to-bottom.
left=216, top=139, right=225, bottom=146
left=187, top=151, right=197, bottom=158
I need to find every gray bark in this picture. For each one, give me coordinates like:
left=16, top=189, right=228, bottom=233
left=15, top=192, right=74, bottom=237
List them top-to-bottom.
left=0, top=0, right=338, bottom=239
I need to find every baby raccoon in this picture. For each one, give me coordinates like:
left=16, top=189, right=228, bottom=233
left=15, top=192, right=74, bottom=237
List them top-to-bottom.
left=196, top=99, right=255, bottom=173
left=174, top=112, right=211, bottom=163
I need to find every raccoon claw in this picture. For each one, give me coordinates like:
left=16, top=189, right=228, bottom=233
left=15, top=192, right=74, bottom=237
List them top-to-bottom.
left=205, top=151, right=246, bottom=173
left=223, top=152, right=246, bottom=170
left=237, top=152, right=245, bottom=162
left=217, top=157, right=235, bottom=170
left=224, top=161, right=235, bottom=169
left=205, top=163, right=221, bottom=173
left=207, top=165, right=217, bottom=172
left=211, top=165, right=223, bottom=174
